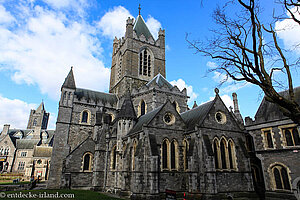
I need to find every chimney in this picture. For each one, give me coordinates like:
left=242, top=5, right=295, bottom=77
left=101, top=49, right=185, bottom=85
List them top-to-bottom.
left=232, top=93, right=244, bottom=124
left=2, top=124, right=10, bottom=135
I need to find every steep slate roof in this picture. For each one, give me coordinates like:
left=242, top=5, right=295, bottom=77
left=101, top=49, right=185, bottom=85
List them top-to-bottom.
left=133, top=15, right=153, bottom=39
left=62, top=67, right=76, bottom=89
left=146, top=73, right=173, bottom=89
left=254, top=86, right=300, bottom=122
left=75, top=88, right=118, bottom=105
left=116, top=93, right=137, bottom=120
left=181, top=100, right=215, bottom=130
left=36, top=102, right=45, bottom=112
left=128, top=105, right=164, bottom=135
left=16, top=139, right=40, bottom=149
left=33, top=146, right=52, bottom=157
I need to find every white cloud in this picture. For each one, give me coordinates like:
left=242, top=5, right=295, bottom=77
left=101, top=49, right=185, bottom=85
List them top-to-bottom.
left=42, top=0, right=88, bottom=15
left=0, top=4, right=110, bottom=100
left=0, top=5, right=14, bottom=24
left=98, top=6, right=133, bottom=39
left=97, top=7, right=162, bottom=40
left=275, top=7, right=300, bottom=54
left=145, top=15, right=162, bottom=39
left=206, top=61, right=218, bottom=69
left=206, top=61, right=250, bottom=94
left=170, top=79, right=198, bottom=105
left=220, top=82, right=251, bottom=94
left=209, top=94, right=233, bottom=110
left=220, top=94, right=234, bottom=109
left=0, top=95, right=36, bottom=130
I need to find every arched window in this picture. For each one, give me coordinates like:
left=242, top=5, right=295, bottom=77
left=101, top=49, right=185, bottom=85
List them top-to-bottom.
left=139, top=49, right=152, bottom=77
left=138, top=100, right=147, bottom=117
left=141, top=100, right=145, bottom=116
left=81, top=111, right=88, bottom=123
left=33, top=118, right=37, bottom=126
left=281, top=127, right=300, bottom=147
left=292, top=128, right=300, bottom=145
left=285, top=130, right=293, bottom=146
left=266, top=131, right=274, bottom=148
left=245, top=134, right=254, bottom=152
left=162, top=139, right=169, bottom=169
left=183, top=139, right=189, bottom=171
left=213, top=139, right=220, bottom=169
left=220, top=139, right=227, bottom=169
left=132, top=140, right=137, bottom=171
left=170, top=140, right=178, bottom=170
left=228, top=140, right=236, bottom=169
left=111, top=145, right=117, bottom=170
left=83, top=153, right=92, bottom=171
left=271, top=164, right=291, bottom=190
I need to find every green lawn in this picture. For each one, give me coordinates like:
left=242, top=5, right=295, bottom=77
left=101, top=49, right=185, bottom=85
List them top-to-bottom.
left=0, top=181, right=30, bottom=185
left=2, top=189, right=124, bottom=200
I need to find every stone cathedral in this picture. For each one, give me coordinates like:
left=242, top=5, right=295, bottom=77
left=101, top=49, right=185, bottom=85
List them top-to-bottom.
left=47, top=12, right=260, bottom=199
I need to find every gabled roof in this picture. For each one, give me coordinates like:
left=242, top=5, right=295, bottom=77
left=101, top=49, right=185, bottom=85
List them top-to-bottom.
left=133, top=15, right=153, bottom=39
left=62, top=67, right=76, bottom=89
left=146, top=73, right=173, bottom=89
left=254, top=86, right=300, bottom=122
left=75, top=88, right=118, bottom=105
left=116, top=93, right=137, bottom=120
left=181, top=100, right=215, bottom=130
left=128, top=105, right=164, bottom=135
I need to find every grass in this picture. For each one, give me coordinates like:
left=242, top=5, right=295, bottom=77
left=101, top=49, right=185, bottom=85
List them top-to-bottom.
left=0, top=181, right=30, bottom=185
left=2, top=189, right=124, bottom=200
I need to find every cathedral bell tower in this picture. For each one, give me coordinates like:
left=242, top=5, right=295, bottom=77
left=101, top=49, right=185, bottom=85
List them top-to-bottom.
left=109, top=7, right=166, bottom=98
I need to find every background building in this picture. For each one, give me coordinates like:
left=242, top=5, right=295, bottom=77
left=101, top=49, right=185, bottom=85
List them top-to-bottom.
left=0, top=102, right=54, bottom=181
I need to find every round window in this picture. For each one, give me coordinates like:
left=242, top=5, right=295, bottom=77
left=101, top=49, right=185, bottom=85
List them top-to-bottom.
left=215, top=111, right=226, bottom=124
left=163, top=112, right=175, bottom=125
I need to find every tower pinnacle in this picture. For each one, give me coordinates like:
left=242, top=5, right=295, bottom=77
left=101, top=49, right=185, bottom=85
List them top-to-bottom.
left=138, top=4, right=141, bottom=15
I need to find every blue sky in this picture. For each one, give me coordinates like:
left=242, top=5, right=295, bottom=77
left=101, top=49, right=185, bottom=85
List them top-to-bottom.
left=0, top=0, right=299, bottom=130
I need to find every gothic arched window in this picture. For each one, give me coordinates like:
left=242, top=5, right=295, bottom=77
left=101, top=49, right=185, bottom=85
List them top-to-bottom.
left=139, top=49, right=152, bottom=77
left=139, top=100, right=146, bottom=116
left=141, top=100, right=145, bottom=116
left=82, top=111, right=88, bottom=123
left=33, top=118, right=37, bottom=126
left=283, top=127, right=300, bottom=146
left=292, top=128, right=300, bottom=145
left=265, top=130, right=274, bottom=148
left=285, top=130, right=293, bottom=146
left=162, top=139, right=169, bottom=169
left=213, top=139, right=220, bottom=169
left=220, top=139, right=227, bottom=169
left=132, top=140, right=137, bottom=171
left=170, top=140, right=178, bottom=170
left=228, top=140, right=236, bottom=169
left=111, top=145, right=117, bottom=170
left=83, top=152, right=92, bottom=171
left=271, top=164, right=291, bottom=190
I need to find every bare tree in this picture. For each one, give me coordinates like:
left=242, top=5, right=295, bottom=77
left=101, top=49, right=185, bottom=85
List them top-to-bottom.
left=187, top=0, right=300, bottom=124
left=281, top=0, right=300, bottom=25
